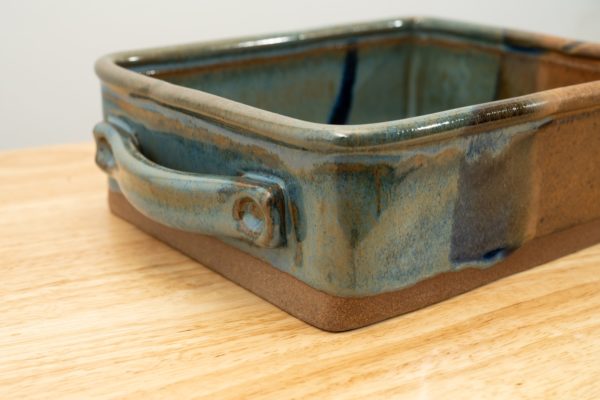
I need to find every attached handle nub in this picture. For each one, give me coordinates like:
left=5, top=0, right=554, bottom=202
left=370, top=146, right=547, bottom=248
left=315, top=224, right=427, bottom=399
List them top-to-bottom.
left=94, top=121, right=286, bottom=248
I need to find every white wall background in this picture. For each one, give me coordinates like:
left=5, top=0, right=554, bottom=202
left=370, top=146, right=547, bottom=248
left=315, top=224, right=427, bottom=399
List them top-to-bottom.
left=1, top=0, right=599, bottom=150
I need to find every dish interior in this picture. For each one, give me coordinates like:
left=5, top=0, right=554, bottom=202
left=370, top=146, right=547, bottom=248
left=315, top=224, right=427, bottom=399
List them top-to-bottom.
left=130, top=31, right=600, bottom=124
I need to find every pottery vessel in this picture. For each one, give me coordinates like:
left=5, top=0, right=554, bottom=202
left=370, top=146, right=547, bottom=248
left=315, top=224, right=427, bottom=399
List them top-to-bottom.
left=94, top=17, right=600, bottom=331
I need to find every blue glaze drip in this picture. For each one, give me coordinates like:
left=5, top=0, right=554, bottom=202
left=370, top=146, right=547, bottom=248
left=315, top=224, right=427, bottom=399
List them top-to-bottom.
left=504, top=41, right=544, bottom=55
left=328, top=47, right=358, bottom=125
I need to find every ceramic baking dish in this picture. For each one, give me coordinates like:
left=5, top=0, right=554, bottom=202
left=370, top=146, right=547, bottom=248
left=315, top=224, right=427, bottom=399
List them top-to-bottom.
left=93, top=17, right=600, bottom=331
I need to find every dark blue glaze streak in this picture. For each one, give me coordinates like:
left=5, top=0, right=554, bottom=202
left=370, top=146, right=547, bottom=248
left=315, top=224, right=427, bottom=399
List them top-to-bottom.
left=503, top=40, right=544, bottom=55
left=328, top=48, right=358, bottom=125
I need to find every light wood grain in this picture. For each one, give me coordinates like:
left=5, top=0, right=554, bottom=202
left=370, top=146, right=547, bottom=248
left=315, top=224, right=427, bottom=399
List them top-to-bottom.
left=1, top=143, right=599, bottom=399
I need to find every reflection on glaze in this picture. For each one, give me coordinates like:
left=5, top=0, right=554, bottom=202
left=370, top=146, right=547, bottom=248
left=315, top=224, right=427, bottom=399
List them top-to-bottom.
left=94, top=17, right=600, bottom=297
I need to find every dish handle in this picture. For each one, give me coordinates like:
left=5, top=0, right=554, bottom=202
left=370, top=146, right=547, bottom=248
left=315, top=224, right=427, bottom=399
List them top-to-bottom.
left=93, top=121, right=286, bottom=248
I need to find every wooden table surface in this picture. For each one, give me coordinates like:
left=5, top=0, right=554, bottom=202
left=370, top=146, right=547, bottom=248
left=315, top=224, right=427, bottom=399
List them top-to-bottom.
left=1, top=143, right=600, bottom=399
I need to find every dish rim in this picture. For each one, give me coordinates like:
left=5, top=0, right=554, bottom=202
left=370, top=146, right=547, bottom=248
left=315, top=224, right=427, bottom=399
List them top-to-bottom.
left=95, top=16, right=600, bottom=152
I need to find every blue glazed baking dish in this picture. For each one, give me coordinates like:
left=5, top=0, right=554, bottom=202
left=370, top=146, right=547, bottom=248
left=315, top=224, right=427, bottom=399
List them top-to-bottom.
left=94, top=17, right=600, bottom=331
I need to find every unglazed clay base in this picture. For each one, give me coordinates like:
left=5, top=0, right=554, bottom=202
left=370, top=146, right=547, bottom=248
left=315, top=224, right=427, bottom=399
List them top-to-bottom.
left=109, top=191, right=600, bottom=332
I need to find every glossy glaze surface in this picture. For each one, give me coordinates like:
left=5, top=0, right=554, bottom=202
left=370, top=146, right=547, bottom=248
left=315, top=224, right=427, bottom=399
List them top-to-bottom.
left=94, top=17, right=600, bottom=298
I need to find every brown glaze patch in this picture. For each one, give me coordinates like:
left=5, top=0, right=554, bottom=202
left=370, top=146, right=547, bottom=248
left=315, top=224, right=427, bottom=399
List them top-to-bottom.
left=533, top=110, right=600, bottom=236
